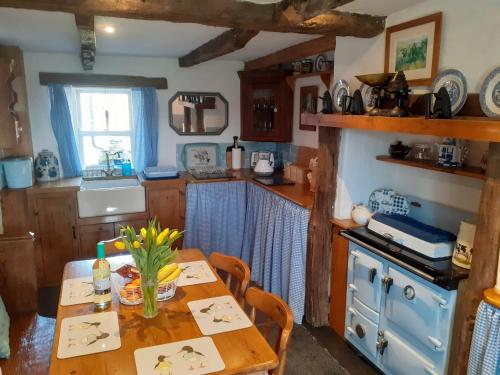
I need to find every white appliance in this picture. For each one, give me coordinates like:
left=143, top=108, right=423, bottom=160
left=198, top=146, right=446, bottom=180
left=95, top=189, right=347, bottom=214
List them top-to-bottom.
left=250, top=151, right=275, bottom=169
left=253, top=152, right=275, bottom=176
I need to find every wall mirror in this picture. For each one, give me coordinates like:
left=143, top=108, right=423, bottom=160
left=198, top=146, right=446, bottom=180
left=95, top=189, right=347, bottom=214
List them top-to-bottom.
left=169, top=91, right=228, bottom=135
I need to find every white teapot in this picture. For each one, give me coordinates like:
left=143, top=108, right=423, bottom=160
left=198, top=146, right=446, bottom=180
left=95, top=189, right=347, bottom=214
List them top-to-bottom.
left=351, top=204, right=373, bottom=225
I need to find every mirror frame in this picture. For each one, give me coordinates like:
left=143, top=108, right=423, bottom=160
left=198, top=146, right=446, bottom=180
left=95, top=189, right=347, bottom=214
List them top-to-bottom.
left=168, top=91, right=229, bottom=136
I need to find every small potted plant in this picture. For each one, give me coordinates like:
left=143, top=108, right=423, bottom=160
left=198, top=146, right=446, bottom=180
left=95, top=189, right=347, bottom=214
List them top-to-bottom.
left=115, top=219, right=183, bottom=318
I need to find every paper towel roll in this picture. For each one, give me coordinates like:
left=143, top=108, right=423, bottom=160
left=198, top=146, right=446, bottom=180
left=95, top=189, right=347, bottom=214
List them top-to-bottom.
left=232, top=148, right=241, bottom=170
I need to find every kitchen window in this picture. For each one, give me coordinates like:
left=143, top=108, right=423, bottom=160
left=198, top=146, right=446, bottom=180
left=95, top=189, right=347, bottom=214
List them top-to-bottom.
left=71, top=87, right=133, bottom=169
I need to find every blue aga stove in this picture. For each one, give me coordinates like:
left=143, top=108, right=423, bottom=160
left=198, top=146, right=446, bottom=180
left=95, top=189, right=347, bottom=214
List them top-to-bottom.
left=341, top=225, right=469, bottom=375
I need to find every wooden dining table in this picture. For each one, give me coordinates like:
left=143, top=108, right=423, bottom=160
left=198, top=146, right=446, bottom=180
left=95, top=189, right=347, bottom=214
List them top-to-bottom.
left=49, top=248, right=278, bottom=374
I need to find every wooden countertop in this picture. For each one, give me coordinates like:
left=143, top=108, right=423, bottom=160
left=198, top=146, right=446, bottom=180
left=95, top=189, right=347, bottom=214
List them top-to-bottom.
left=23, top=170, right=315, bottom=209
left=25, top=177, right=82, bottom=194
left=330, top=218, right=363, bottom=230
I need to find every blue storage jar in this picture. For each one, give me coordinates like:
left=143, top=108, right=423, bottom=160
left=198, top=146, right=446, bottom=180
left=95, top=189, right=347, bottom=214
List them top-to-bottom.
left=2, top=157, right=33, bottom=189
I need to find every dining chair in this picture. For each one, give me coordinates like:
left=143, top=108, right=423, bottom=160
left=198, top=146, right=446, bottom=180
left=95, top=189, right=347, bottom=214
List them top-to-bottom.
left=101, top=237, right=128, bottom=257
left=208, top=252, right=250, bottom=306
left=245, top=287, right=293, bottom=375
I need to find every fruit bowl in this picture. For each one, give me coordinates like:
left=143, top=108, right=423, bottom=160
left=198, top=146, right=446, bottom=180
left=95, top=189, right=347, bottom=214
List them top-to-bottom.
left=356, top=73, right=396, bottom=87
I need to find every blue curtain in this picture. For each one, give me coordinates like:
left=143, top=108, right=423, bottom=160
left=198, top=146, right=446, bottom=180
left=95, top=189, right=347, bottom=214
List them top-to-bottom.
left=48, top=84, right=82, bottom=177
left=132, top=87, right=159, bottom=173
left=184, top=181, right=247, bottom=258
left=242, top=183, right=309, bottom=324
left=468, top=300, right=500, bottom=375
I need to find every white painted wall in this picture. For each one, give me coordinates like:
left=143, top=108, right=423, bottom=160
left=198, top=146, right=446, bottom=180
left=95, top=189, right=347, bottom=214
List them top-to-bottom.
left=334, top=0, right=498, bottom=219
left=24, top=52, right=243, bottom=170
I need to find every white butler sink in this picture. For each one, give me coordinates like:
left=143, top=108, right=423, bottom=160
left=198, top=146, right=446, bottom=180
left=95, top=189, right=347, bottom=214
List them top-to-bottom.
left=77, top=178, right=146, bottom=218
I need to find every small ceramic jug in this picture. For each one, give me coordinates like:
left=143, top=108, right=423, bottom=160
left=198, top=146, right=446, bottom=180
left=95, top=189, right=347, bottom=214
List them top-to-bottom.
left=34, top=149, right=60, bottom=182
left=351, top=204, right=373, bottom=225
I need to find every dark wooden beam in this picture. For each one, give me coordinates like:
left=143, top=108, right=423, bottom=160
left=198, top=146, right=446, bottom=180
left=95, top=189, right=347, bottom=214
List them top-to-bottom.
left=0, top=0, right=385, bottom=37
left=74, top=14, right=96, bottom=71
left=179, top=29, right=259, bottom=68
left=245, top=36, right=336, bottom=71
left=39, top=72, right=168, bottom=89
left=306, top=126, right=342, bottom=326
left=449, top=142, right=500, bottom=375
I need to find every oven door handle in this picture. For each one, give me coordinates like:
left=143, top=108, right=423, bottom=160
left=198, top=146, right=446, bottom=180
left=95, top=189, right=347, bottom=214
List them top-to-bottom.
left=348, top=283, right=358, bottom=292
left=427, top=336, right=444, bottom=351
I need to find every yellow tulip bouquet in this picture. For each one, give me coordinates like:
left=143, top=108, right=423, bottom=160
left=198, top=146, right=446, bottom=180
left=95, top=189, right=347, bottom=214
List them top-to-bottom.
left=115, top=218, right=183, bottom=318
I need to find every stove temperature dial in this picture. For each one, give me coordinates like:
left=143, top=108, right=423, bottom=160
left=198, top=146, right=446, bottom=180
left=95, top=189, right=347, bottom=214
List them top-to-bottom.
left=404, top=285, right=416, bottom=300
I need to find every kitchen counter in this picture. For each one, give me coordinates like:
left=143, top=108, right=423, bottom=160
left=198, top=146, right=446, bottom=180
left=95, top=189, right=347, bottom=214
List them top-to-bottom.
left=24, top=169, right=315, bottom=209
left=141, top=169, right=315, bottom=210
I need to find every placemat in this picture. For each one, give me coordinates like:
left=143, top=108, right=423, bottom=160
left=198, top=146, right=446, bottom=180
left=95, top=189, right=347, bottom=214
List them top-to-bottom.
left=177, top=261, right=217, bottom=287
left=60, top=276, right=94, bottom=306
left=188, top=295, right=252, bottom=335
left=57, top=311, right=121, bottom=359
left=135, top=336, right=224, bottom=375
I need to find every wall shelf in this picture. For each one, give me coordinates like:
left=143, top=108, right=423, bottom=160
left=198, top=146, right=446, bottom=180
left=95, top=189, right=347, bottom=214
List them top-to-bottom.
left=286, top=70, right=332, bottom=91
left=300, top=113, right=500, bottom=142
left=376, top=155, right=486, bottom=180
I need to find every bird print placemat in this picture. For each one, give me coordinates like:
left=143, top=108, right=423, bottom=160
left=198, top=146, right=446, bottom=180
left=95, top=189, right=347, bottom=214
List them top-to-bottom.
left=177, top=261, right=217, bottom=287
left=60, top=276, right=94, bottom=306
left=187, top=295, right=252, bottom=335
left=57, top=311, right=121, bottom=359
left=134, top=336, right=225, bottom=375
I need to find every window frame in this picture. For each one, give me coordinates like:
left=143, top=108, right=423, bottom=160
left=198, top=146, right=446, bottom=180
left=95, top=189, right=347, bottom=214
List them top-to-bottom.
left=72, top=87, right=134, bottom=169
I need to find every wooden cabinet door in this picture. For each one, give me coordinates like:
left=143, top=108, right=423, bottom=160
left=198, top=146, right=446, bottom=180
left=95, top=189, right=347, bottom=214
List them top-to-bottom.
left=0, top=58, right=18, bottom=149
left=148, top=188, right=184, bottom=231
left=33, top=193, right=79, bottom=286
left=113, top=219, right=148, bottom=236
left=78, top=223, right=115, bottom=260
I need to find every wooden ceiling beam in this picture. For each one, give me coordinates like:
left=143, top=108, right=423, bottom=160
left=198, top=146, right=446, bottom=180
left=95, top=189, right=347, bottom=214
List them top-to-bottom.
left=0, top=0, right=385, bottom=38
left=74, top=14, right=96, bottom=70
left=179, top=29, right=259, bottom=68
left=245, top=36, right=336, bottom=71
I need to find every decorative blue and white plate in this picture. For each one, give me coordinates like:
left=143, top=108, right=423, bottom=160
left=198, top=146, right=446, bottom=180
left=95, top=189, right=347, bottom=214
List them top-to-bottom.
left=479, top=66, right=500, bottom=118
left=431, top=69, right=467, bottom=116
left=331, top=79, right=350, bottom=112
left=360, top=84, right=376, bottom=112
left=368, top=188, right=409, bottom=216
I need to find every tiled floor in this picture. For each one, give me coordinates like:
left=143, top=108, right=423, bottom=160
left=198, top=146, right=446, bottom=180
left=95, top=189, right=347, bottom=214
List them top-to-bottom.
left=305, top=323, right=381, bottom=375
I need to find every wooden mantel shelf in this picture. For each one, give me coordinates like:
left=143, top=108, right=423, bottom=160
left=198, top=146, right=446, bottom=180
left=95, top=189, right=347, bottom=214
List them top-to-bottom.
left=286, top=70, right=332, bottom=91
left=301, top=113, right=500, bottom=142
left=376, top=155, right=486, bottom=180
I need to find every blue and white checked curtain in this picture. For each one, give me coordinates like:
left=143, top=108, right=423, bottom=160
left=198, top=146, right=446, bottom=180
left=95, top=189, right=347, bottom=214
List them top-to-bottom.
left=48, top=84, right=82, bottom=177
left=132, top=87, right=159, bottom=173
left=184, top=181, right=247, bottom=258
left=184, top=181, right=309, bottom=323
left=242, top=183, right=309, bottom=324
left=468, top=300, right=500, bottom=375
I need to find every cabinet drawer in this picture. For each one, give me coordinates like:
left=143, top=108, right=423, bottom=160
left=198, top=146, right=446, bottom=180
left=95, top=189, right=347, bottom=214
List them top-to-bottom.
left=79, top=223, right=114, bottom=234
left=348, top=245, right=383, bottom=312
left=385, top=267, right=450, bottom=351
left=345, top=306, right=379, bottom=359
left=381, top=330, right=438, bottom=375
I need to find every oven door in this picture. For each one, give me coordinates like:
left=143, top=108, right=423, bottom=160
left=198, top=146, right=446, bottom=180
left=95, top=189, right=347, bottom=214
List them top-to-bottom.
left=347, top=244, right=384, bottom=312
left=383, top=267, right=449, bottom=352
left=380, top=329, right=439, bottom=375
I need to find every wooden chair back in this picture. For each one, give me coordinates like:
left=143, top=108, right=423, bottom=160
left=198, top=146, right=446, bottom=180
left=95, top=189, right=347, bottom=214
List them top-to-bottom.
left=101, top=237, right=128, bottom=257
left=208, top=252, right=250, bottom=306
left=245, top=287, right=293, bottom=375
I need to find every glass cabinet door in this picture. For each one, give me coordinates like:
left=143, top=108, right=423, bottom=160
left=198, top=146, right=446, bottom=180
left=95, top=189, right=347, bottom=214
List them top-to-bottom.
left=249, top=83, right=279, bottom=138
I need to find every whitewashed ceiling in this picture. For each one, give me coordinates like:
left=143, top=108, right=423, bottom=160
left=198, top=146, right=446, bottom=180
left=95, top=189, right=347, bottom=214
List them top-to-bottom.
left=0, top=0, right=426, bottom=61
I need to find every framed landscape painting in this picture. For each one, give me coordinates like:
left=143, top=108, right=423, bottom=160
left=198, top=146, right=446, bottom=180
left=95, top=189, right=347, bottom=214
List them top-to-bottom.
left=384, top=12, right=442, bottom=86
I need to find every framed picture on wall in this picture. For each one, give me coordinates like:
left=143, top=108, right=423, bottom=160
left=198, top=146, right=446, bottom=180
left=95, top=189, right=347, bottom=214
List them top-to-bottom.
left=384, top=12, right=442, bottom=86
left=299, top=85, right=318, bottom=132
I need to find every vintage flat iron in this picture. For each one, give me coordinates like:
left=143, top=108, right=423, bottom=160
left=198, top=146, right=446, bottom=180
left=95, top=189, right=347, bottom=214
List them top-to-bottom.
left=424, top=87, right=452, bottom=119
left=320, top=90, right=333, bottom=114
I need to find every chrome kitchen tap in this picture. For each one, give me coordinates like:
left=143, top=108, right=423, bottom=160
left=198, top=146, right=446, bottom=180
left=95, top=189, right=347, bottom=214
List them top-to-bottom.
left=101, top=151, right=121, bottom=177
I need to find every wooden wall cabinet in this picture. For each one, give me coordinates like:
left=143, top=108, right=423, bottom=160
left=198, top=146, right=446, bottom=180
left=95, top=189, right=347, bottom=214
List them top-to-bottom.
left=238, top=70, right=293, bottom=142
left=29, top=192, right=79, bottom=286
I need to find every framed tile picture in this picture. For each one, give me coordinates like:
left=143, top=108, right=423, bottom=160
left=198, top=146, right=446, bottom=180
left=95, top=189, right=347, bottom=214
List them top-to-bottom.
left=384, top=12, right=442, bottom=86
left=299, top=85, right=318, bottom=131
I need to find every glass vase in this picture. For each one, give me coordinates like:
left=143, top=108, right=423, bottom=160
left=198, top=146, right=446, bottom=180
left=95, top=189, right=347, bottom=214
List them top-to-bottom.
left=141, top=275, right=158, bottom=319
